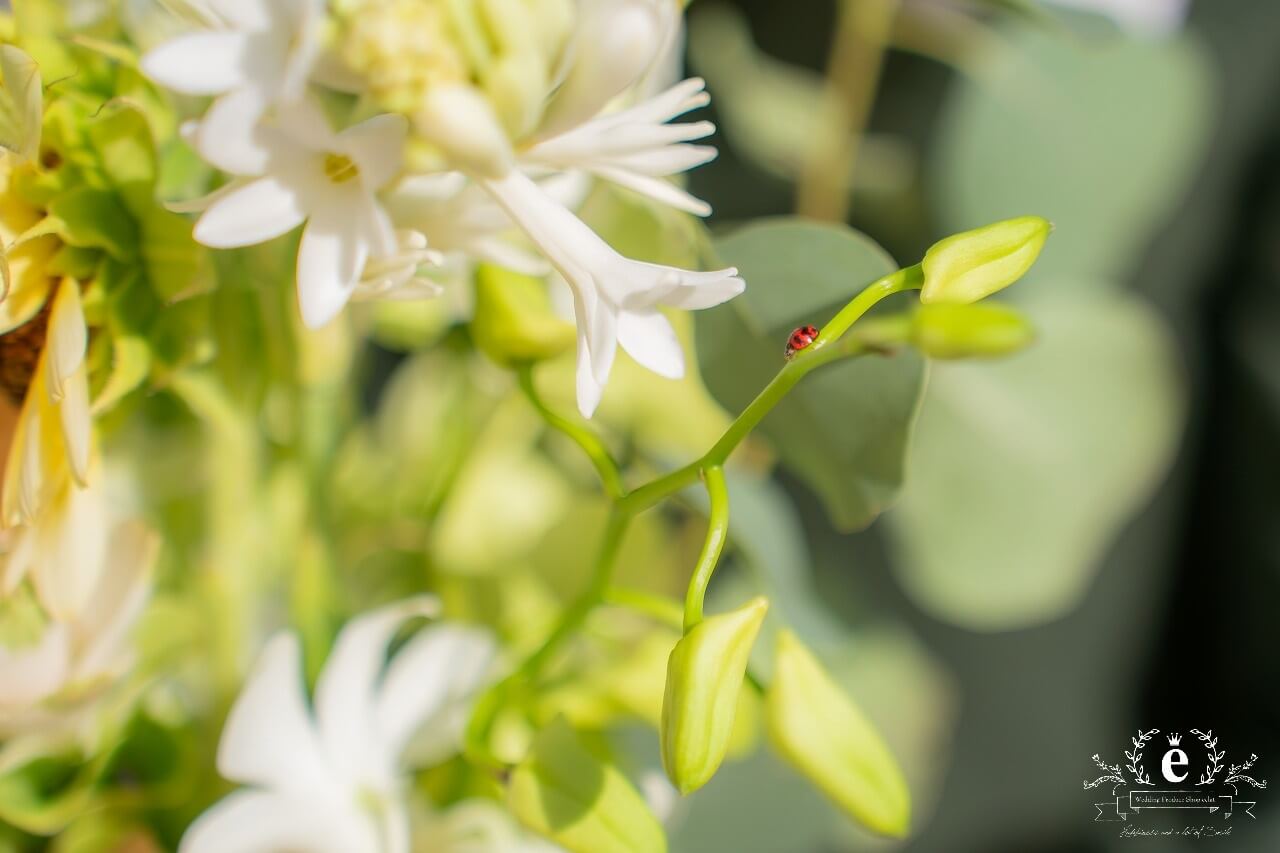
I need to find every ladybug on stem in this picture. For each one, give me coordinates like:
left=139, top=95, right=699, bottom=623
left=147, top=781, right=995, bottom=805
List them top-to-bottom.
left=784, top=324, right=819, bottom=359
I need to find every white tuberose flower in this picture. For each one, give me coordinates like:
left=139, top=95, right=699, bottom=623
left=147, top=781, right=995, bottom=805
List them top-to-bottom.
left=141, top=0, right=324, bottom=173
left=191, top=99, right=407, bottom=328
left=481, top=171, right=742, bottom=418
left=180, top=599, right=497, bottom=853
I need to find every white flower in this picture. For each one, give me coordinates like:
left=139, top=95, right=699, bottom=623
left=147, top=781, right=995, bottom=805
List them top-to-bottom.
left=142, top=0, right=324, bottom=174
left=523, top=78, right=717, bottom=216
left=190, top=98, right=407, bottom=328
left=481, top=170, right=742, bottom=417
left=0, top=514, right=157, bottom=741
left=180, top=598, right=498, bottom=853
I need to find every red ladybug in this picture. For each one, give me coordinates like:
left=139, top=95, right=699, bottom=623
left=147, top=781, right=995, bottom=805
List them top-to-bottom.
left=785, top=325, right=819, bottom=358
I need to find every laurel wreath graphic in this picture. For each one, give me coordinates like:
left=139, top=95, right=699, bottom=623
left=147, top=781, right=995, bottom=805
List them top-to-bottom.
left=1084, top=727, right=1269, bottom=793
left=1192, top=728, right=1225, bottom=785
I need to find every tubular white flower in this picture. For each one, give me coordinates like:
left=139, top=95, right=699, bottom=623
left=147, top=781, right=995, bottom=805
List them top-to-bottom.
left=142, top=0, right=324, bottom=174
left=537, top=0, right=679, bottom=138
left=523, top=77, right=718, bottom=216
left=190, top=98, right=407, bottom=328
left=481, top=170, right=743, bottom=417
left=181, top=598, right=498, bottom=853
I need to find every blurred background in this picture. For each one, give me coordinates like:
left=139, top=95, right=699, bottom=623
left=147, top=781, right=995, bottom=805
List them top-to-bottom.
left=666, top=1, right=1279, bottom=851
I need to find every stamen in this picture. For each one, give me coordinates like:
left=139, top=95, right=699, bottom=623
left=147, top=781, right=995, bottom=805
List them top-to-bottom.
left=323, top=153, right=360, bottom=184
left=0, top=300, right=52, bottom=405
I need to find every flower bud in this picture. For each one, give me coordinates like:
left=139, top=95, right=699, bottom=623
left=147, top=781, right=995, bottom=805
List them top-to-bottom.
left=413, top=84, right=514, bottom=178
left=920, top=215, right=1051, bottom=305
left=471, top=264, right=575, bottom=366
left=910, top=302, right=1035, bottom=360
left=660, top=596, right=768, bottom=794
left=765, top=631, right=910, bottom=837
left=509, top=717, right=668, bottom=853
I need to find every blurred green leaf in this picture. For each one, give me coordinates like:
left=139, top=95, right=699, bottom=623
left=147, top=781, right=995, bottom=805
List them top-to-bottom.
left=933, top=22, right=1211, bottom=281
left=48, top=188, right=137, bottom=261
left=699, top=218, right=926, bottom=531
left=888, top=288, right=1184, bottom=628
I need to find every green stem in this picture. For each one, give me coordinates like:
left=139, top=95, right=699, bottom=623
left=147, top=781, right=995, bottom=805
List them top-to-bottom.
left=517, top=365, right=625, bottom=500
left=684, top=466, right=729, bottom=631
left=603, top=586, right=685, bottom=629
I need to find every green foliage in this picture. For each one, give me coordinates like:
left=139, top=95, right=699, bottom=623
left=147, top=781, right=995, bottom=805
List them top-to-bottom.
left=934, top=22, right=1212, bottom=282
left=699, top=218, right=926, bottom=531
left=890, top=289, right=1183, bottom=628
left=509, top=718, right=667, bottom=853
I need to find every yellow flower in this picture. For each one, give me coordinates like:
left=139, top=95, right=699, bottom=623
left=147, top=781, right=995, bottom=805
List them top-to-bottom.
left=0, top=160, right=91, bottom=529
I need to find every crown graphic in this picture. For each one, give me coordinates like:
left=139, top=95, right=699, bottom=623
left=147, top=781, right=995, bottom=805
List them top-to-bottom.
left=1167, top=733, right=1182, bottom=747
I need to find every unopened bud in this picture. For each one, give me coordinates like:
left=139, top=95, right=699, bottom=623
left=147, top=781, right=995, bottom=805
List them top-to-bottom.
left=920, top=216, right=1051, bottom=305
left=910, top=301, right=1034, bottom=360
left=661, top=597, right=768, bottom=794
left=766, top=630, right=910, bottom=837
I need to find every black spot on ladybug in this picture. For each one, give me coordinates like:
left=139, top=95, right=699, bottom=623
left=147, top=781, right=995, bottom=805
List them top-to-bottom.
left=784, top=324, right=820, bottom=359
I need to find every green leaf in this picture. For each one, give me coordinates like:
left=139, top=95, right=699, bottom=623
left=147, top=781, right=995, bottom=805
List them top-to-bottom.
left=933, top=23, right=1211, bottom=282
left=0, top=45, right=42, bottom=162
left=85, top=105, right=157, bottom=215
left=47, top=188, right=138, bottom=260
left=139, top=206, right=213, bottom=302
left=699, top=218, right=926, bottom=531
left=887, top=288, right=1184, bottom=628
left=91, top=335, right=151, bottom=415
left=509, top=718, right=667, bottom=853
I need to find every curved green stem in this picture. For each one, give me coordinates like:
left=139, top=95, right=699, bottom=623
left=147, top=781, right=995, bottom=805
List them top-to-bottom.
left=517, top=365, right=625, bottom=500
left=684, top=466, right=730, bottom=631
left=603, top=586, right=685, bottom=630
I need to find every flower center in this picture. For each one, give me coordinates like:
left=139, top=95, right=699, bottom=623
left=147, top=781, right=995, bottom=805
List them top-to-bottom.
left=323, top=153, right=360, bottom=184
left=0, top=301, right=51, bottom=405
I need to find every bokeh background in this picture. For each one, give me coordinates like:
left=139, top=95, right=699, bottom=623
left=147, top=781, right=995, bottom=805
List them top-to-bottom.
left=669, top=1, right=1279, bottom=851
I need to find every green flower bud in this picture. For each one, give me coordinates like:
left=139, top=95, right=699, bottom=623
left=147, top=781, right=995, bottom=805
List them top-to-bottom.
left=920, top=215, right=1051, bottom=305
left=471, top=264, right=575, bottom=366
left=910, top=301, right=1035, bottom=360
left=661, top=597, right=768, bottom=794
left=765, top=630, right=910, bottom=838
left=509, top=717, right=668, bottom=853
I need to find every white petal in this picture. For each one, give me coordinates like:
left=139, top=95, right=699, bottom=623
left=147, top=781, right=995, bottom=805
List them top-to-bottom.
left=537, top=0, right=673, bottom=138
left=141, top=31, right=251, bottom=95
left=196, top=87, right=271, bottom=175
left=338, top=114, right=408, bottom=191
left=592, top=166, right=712, bottom=216
left=194, top=177, right=306, bottom=248
left=295, top=212, right=368, bottom=328
left=662, top=270, right=746, bottom=310
left=571, top=285, right=606, bottom=418
left=618, top=309, right=684, bottom=379
left=32, top=478, right=111, bottom=622
left=69, top=522, right=158, bottom=682
left=314, top=598, right=436, bottom=783
left=375, top=624, right=497, bottom=763
left=0, top=625, right=70, bottom=708
left=217, top=633, right=334, bottom=791
left=179, top=790, right=374, bottom=853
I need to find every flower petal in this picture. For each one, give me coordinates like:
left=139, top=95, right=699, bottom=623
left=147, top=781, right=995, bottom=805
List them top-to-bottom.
left=141, top=31, right=251, bottom=95
left=195, top=87, right=271, bottom=175
left=338, top=114, right=408, bottom=192
left=194, top=177, right=306, bottom=248
left=295, top=210, right=368, bottom=328
left=661, top=270, right=746, bottom=310
left=618, top=309, right=684, bottom=379
left=31, top=476, right=111, bottom=622
left=68, top=522, right=158, bottom=682
left=314, top=598, right=437, bottom=783
left=0, top=624, right=70, bottom=709
left=375, top=624, right=497, bottom=763
left=217, top=633, right=334, bottom=792
left=179, top=790, right=375, bottom=853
